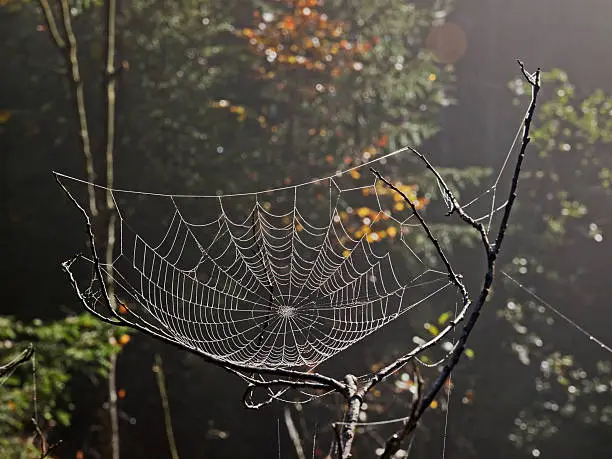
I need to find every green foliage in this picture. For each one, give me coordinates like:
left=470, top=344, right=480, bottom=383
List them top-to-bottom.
left=500, top=69, right=612, bottom=455
left=509, top=69, right=612, bottom=244
left=499, top=299, right=612, bottom=453
left=0, top=315, right=129, bottom=457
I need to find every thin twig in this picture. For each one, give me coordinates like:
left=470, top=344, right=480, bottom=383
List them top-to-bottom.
left=38, top=0, right=65, bottom=49
left=54, top=0, right=98, bottom=216
left=104, top=0, right=117, bottom=207
left=493, top=61, right=541, bottom=256
left=401, top=146, right=491, bottom=250
left=371, top=168, right=467, bottom=293
left=366, top=169, right=471, bottom=387
left=0, top=344, right=34, bottom=379
left=108, top=352, right=120, bottom=459
left=153, top=354, right=180, bottom=459
left=380, top=365, right=423, bottom=459
left=284, top=407, right=306, bottom=459
left=32, top=417, right=63, bottom=459
left=332, top=423, right=343, bottom=459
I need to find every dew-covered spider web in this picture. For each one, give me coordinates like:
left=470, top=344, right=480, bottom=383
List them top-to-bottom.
left=56, top=149, right=459, bottom=372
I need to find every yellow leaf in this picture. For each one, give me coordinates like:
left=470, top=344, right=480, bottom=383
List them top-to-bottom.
left=0, top=110, right=12, bottom=123
left=424, top=322, right=439, bottom=336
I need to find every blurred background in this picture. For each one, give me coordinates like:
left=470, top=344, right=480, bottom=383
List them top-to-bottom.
left=1, top=0, right=611, bottom=457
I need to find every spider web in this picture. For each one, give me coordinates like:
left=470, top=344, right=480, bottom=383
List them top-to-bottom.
left=56, top=149, right=456, bottom=372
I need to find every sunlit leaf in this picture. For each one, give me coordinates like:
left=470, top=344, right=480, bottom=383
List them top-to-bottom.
left=438, top=311, right=452, bottom=326
left=424, top=322, right=439, bottom=336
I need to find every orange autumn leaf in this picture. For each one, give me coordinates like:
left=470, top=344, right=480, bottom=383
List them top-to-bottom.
left=376, top=134, right=389, bottom=147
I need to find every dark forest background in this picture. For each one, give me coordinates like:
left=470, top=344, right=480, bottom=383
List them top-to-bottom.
left=1, top=0, right=611, bottom=458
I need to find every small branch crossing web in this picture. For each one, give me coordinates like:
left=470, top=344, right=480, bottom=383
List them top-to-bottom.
left=56, top=149, right=454, bottom=372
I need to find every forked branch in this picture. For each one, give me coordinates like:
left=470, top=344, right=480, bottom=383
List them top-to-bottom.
left=39, top=0, right=98, bottom=217
left=361, top=62, right=541, bottom=458
left=0, top=344, right=34, bottom=379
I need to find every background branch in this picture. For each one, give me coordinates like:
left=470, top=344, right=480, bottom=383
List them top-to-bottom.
left=41, top=0, right=122, bottom=456
left=0, top=344, right=34, bottom=379
left=153, top=354, right=180, bottom=459
left=284, top=407, right=306, bottom=459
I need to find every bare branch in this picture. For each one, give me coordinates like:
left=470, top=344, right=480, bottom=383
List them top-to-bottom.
left=38, top=0, right=65, bottom=49
left=53, top=0, right=98, bottom=216
left=104, top=0, right=118, bottom=206
left=101, top=4, right=121, bottom=455
left=327, top=62, right=542, bottom=459
left=373, top=62, right=542, bottom=456
left=493, top=62, right=541, bottom=256
left=402, top=146, right=491, bottom=249
left=370, top=168, right=468, bottom=298
left=367, top=169, right=471, bottom=385
left=363, top=301, right=468, bottom=391
left=0, top=344, right=34, bottom=379
left=108, top=352, right=120, bottom=459
left=153, top=354, right=180, bottom=459
left=380, top=365, right=423, bottom=459
left=284, top=407, right=306, bottom=459
left=32, top=417, right=63, bottom=459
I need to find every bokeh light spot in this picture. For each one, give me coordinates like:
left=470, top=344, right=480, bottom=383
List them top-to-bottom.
left=426, top=22, right=468, bottom=64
